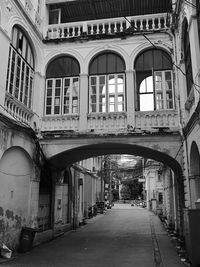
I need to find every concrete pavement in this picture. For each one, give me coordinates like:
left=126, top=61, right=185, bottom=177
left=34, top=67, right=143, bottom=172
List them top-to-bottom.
left=0, top=204, right=185, bottom=267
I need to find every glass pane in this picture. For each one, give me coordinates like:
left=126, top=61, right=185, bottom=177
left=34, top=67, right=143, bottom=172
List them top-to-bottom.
left=49, top=9, right=60, bottom=25
left=165, top=71, right=171, bottom=80
left=155, top=72, right=162, bottom=91
left=108, top=75, right=115, bottom=83
left=99, top=76, right=105, bottom=84
left=139, top=76, right=153, bottom=93
left=91, top=77, right=96, bottom=85
left=56, top=79, right=61, bottom=87
left=65, top=79, right=70, bottom=87
left=47, top=80, right=53, bottom=87
left=165, top=80, right=172, bottom=90
left=109, top=84, right=115, bottom=94
left=117, top=84, right=123, bottom=93
left=91, top=86, right=96, bottom=95
left=64, top=87, right=69, bottom=95
left=47, top=88, right=52, bottom=96
left=55, top=88, right=60, bottom=96
left=140, top=94, right=154, bottom=111
left=91, top=95, right=96, bottom=103
left=118, top=96, right=123, bottom=102
left=47, top=98, right=52, bottom=105
left=55, top=98, right=60, bottom=105
left=91, top=104, right=96, bottom=112
left=109, top=104, right=115, bottom=112
left=118, top=104, right=123, bottom=112
left=54, top=106, right=60, bottom=114
left=64, top=106, right=69, bottom=114
left=46, top=107, right=51, bottom=114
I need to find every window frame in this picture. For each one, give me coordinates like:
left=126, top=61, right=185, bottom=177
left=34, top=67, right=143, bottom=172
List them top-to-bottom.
left=49, top=8, right=61, bottom=25
left=6, top=42, right=34, bottom=109
left=138, top=70, right=174, bottom=111
left=89, top=73, right=125, bottom=113
left=45, top=77, right=79, bottom=116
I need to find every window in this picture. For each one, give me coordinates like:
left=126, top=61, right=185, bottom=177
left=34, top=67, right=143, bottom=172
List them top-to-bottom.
left=49, top=8, right=60, bottom=24
left=183, top=19, right=193, bottom=96
left=6, top=26, right=34, bottom=109
left=135, top=49, right=174, bottom=111
left=89, top=53, right=125, bottom=113
left=45, top=56, right=80, bottom=115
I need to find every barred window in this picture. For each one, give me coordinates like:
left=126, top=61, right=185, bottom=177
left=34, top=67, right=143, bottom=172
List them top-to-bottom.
left=6, top=26, right=34, bottom=109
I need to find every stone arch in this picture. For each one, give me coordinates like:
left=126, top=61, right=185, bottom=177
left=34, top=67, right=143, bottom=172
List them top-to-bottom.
left=189, top=141, right=200, bottom=208
left=47, top=142, right=184, bottom=234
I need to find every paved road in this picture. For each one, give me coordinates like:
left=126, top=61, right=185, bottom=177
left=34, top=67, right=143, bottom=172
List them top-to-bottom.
left=1, top=204, right=184, bottom=267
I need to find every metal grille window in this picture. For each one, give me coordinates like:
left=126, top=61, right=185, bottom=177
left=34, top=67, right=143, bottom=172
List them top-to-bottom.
left=6, top=26, right=34, bottom=109
left=89, top=52, right=125, bottom=113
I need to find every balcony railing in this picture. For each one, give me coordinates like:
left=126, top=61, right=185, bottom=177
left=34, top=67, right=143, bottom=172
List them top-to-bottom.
left=45, top=13, right=170, bottom=40
left=4, top=93, right=34, bottom=124
left=40, top=110, right=179, bottom=133
left=135, top=110, right=179, bottom=130
left=87, top=112, right=127, bottom=133
left=41, top=115, right=79, bottom=132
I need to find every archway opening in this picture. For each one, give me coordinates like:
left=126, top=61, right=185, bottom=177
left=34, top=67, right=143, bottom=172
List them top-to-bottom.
left=189, top=141, right=200, bottom=208
left=46, top=142, right=184, bottom=234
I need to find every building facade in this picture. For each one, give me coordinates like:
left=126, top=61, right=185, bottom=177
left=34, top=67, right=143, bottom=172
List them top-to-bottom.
left=0, top=0, right=200, bottom=261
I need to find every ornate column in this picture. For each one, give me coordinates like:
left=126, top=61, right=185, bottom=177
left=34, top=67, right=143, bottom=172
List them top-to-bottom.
left=125, top=69, right=135, bottom=128
left=79, top=73, right=88, bottom=131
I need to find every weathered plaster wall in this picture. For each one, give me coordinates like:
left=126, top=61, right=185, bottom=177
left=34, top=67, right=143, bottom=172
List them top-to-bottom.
left=0, top=124, right=40, bottom=249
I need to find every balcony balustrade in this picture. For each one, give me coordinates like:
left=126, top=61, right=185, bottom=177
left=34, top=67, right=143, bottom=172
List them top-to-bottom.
left=45, top=13, right=170, bottom=40
left=4, top=93, right=33, bottom=124
left=41, top=110, right=179, bottom=133
left=135, top=110, right=179, bottom=130
left=87, top=112, right=127, bottom=133
left=41, top=115, right=79, bottom=132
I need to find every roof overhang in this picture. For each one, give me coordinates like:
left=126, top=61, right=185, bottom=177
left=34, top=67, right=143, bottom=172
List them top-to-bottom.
left=47, top=0, right=172, bottom=23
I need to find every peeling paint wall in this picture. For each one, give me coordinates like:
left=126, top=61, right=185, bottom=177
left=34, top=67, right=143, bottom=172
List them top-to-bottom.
left=0, top=145, right=39, bottom=250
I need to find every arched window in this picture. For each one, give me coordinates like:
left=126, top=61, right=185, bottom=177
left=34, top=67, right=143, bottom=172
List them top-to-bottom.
left=183, top=19, right=193, bottom=96
left=6, top=26, right=34, bottom=109
left=135, top=49, right=174, bottom=111
left=89, top=52, right=125, bottom=113
left=45, top=56, right=80, bottom=115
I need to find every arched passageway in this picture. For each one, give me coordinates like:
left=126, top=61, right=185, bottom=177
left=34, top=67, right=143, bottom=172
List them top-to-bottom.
left=189, top=141, right=200, bottom=208
left=47, top=142, right=185, bottom=235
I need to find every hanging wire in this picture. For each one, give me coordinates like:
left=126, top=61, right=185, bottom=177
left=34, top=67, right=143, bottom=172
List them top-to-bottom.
left=184, top=0, right=197, bottom=9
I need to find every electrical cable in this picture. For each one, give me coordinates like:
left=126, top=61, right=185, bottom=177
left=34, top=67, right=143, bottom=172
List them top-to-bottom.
left=184, top=0, right=197, bottom=9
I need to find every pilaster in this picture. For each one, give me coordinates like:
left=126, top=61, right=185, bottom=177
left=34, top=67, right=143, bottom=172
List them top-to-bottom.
left=126, top=69, right=135, bottom=128
left=79, top=73, right=89, bottom=131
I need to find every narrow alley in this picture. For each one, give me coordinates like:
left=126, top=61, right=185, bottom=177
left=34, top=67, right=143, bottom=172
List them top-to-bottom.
left=1, top=204, right=184, bottom=267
